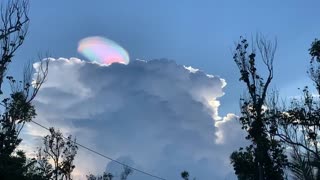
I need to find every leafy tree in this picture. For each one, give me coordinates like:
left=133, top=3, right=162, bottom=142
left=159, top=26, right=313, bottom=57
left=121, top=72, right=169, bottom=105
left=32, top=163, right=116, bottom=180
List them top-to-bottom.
left=0, top=0, right=29, bottom=156
left=0, top=1, right=49, bottom=179
left=230, top=35, right=288, bottom=180
left=0, top=53, right=48, bottom=180
left=30, top=128, right=78, bottom=180
left=230, top=146, right=255, bottom=180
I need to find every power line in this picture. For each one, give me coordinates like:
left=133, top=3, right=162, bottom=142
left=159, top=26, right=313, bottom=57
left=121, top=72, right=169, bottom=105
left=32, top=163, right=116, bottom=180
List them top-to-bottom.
left=30, top=120, right=167, bottom=180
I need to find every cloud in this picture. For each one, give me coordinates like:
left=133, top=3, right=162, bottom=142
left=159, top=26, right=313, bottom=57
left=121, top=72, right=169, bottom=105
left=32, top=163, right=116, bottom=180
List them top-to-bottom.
left=22, top=58, right=246, bottom=180
left=215, top=114, right=247, bottom=145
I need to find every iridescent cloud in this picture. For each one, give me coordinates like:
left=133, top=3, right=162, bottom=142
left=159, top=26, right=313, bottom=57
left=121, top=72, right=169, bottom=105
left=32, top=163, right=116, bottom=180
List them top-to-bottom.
left=78, top=36, right=129, bottom=65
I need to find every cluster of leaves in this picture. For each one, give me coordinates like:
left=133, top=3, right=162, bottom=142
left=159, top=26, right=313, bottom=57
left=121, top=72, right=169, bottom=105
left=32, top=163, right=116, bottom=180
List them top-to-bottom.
left=308, top=39, right=320, bottom=93
left=310, top=39, right=320, bottom=62
left=230, top=146, right=255, bottom=180
left=180, top=171, right=196, bottom=180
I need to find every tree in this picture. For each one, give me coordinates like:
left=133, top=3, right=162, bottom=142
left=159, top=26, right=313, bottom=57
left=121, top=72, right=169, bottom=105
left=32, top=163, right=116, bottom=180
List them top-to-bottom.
left=0, top=0, right=29, bottom=94
left=0, top=0, right=29, bottom=154
left=0, top=1, right=50, bottom=179
left=230, top=35, right=288, bottom=180
left=274, top=38, right=320, bottom=180
left=308, top=38, right=320, bottom=92
left=309, top=39, right=320, bottom=62
left=0, top=55, right=48, bottom=180
left=31, top=128, right=78, bottom=180
left=230, top=146, right=255, bottom=180
left=289, top=148, right=315, bottom=180
left=86, top=166, right=132, bottom=180
left=180, top=171, right=196, bottom=180
left=181, top=171, right=189, bottom=180
left=86, top=172, right=114, bottom=180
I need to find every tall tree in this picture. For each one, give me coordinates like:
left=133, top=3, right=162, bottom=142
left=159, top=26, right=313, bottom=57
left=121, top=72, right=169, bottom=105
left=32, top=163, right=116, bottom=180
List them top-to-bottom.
left=0, top=1, right=49, bottom=179
left=230, top=35, right=287, bottom=180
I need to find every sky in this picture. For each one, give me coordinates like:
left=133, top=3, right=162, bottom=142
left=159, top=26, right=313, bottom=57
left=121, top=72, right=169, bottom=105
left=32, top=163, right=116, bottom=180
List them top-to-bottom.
left=9, top=0, right=320, bottom=179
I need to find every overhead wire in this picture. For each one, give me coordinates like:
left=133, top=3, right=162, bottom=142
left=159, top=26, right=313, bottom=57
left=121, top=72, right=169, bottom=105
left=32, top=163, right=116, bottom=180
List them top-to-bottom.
left=30, top=120, right=167, bottom=180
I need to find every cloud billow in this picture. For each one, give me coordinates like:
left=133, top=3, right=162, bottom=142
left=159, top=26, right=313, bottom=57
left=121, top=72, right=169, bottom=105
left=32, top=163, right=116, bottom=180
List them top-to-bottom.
left=25, top=58, right=246, bottom=180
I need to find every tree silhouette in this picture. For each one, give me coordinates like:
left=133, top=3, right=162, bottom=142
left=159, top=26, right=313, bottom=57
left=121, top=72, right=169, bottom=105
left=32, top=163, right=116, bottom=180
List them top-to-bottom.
left=0, top=0, right=29, bottom=94
left=0, top=1, right=50, bottom=179
left=230, top=35, right=287, bottom=180
left=274, top=38, right=320, bottom=179
left=309, top=39, right=320, bottom=62
left=31, top=128, right=78, bottom=180
left=230, top=146, right=255, bottom=180
left=86, top=166, right=132, bottom=180
left=180, top=171, right=196, bottom=180
left=181, top=171, right=189, bottom=180
left=86, top=172, right=114, bottom=180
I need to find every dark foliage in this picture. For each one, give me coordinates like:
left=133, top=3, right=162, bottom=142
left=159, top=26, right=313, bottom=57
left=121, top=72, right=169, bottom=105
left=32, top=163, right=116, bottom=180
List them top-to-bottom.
left=0, top=1, right=49, bottom=179
left=230, top=36, right=288, bottom=180
left=273, top=38, right=320, bottom=179
left=309, top=39, right=320, bottom=62
left=30, top=128, right=78, bottom=180
left=230, top=146, right=255, bottom=180
left=87, top=166, right=132, bottom=180
left=180, top=171, right=196, bottom=180
left=86, top=172, right=114, bottom=180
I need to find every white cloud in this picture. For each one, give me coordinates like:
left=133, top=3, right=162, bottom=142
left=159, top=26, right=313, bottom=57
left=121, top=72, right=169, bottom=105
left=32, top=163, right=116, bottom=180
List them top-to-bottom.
left=22, top=58, right=246, bottom=180
left=183, top=65, right=199, bottom=73
left=215, top=114, right=247, bottom=145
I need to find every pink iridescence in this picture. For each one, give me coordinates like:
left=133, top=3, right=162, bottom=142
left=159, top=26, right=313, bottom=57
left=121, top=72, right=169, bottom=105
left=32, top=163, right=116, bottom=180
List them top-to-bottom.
left=78, top=36, right=130, bottom=65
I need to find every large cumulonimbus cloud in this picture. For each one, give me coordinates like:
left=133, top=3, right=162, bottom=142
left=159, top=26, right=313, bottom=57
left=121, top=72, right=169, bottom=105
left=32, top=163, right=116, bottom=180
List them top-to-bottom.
left=22, top=58, right=247, bottom=180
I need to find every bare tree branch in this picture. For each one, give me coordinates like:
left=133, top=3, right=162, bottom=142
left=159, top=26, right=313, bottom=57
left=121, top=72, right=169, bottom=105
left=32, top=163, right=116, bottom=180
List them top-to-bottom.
left=0, top=0, right=29, bottom=94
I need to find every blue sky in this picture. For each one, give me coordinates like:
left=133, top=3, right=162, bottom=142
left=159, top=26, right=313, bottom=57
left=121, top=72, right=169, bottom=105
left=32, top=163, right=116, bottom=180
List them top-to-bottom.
left=11, top=0, right=320, bottom=115
left=13, top=0, right=320, bottom=179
